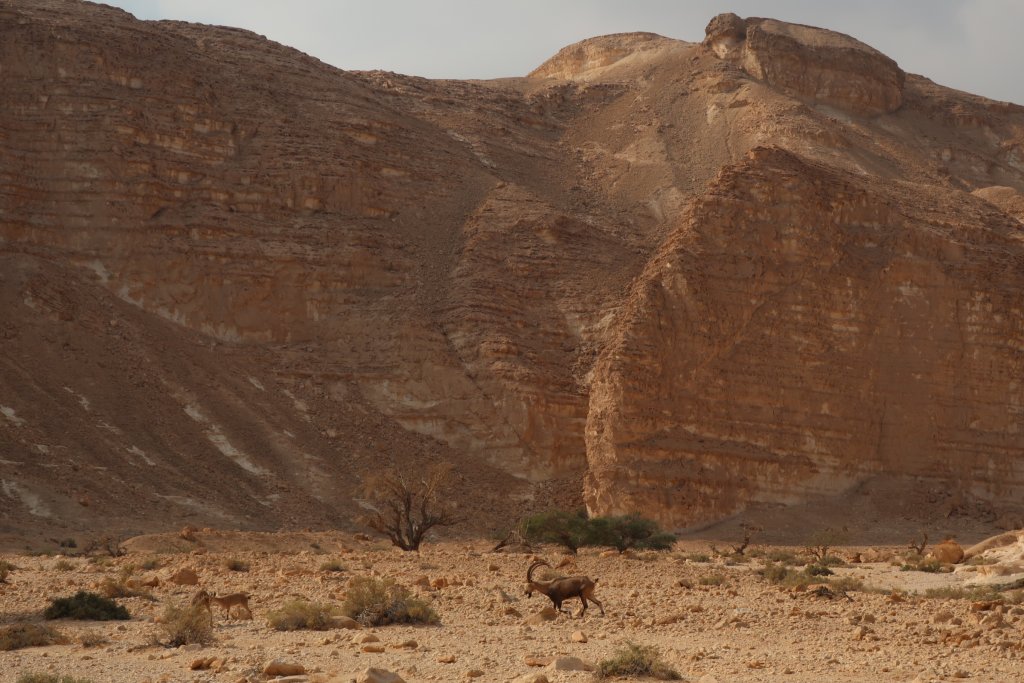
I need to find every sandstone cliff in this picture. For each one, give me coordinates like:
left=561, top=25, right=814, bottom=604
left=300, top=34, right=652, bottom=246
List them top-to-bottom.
left=2, top=2, right=1023, bottom=542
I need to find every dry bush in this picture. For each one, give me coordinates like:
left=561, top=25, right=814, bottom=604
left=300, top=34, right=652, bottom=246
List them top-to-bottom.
left=361, top=462, right=457, bottom=551
left=223, top=558, right=250, bottom=572
left=0, top=559, right=17, bottom=583
left=53, top=559, right=75, bottom=572
left=319, top=560, right=345, bottom=573
left=342, top=576, right=438, bottom=626
left=44, top=592, right=129, bottom=621
left=266, top=600, right=339, bottom=631
left=157, top=604, right=213, bottom=647
left=1, top=623, right=67, bottom=651
left=76, top=630, right=108, bottom=648
left=596, top=642, right=681, bottom=680
left=17, top=674, right=94, bottom=683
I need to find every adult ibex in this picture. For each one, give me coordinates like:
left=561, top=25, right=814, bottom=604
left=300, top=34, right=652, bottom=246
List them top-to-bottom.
left=525, top=559, right=604, bottom=617
left=191, top=589, right=252, bottom=620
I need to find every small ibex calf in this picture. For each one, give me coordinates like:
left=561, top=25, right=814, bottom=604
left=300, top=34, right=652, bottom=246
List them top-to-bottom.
left=525, top=559, right=604, bottom=617
left=191, top=589, right=252, bottom=620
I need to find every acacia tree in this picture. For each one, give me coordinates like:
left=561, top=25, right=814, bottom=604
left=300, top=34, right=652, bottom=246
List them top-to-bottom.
left=362, top=462, right=457, bottom=551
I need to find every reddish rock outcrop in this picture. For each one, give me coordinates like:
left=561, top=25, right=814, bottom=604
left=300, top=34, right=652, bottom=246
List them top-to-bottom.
left=1, top=1, right=1023, bottom=541
left=704, top=13, right=905, bottom=115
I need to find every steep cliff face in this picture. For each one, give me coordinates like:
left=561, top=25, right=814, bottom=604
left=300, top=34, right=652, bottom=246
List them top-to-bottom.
left=2, top=1, right=1024, bottom=540
left=585, top=147, right=1024, bottom=528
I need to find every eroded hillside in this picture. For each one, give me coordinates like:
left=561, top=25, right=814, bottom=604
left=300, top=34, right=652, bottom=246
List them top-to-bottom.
left=2, top=2, right=1023, bottom=543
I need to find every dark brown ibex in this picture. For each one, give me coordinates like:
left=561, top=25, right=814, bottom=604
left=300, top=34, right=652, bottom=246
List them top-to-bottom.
left=525, top=559, right=604, bottom=617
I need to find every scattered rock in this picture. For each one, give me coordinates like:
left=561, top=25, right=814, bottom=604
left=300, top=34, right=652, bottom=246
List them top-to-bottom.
left=930, top=540, right=965, bottom=564
left=168, top=567, right=199, bottom=586
left=523, top=607, right=558, bottom=625
left=571, top=630, right=587, bottom=643
left=437, top=655, right=456, bottom=664
left=545, top=656, right=592, bottom=672
left=263, top=659, right=305, bottom=677
left=355, top=667, right=405, bottom=683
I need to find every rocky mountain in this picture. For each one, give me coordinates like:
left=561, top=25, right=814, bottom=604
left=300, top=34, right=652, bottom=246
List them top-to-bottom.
left=2, top=2, right=1023, bottom=545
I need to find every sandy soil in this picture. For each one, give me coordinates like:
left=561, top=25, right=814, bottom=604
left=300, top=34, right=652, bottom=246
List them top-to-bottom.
left=2, top=531, right=1024, bottom=683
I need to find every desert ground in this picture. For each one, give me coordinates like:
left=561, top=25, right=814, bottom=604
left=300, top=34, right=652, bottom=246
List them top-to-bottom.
left=3, top=530, right=1024, bottom=683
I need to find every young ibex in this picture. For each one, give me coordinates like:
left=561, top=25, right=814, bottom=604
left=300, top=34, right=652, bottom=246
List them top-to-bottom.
left=525, top=559, right=604, bottom=617
left=191, top=589, right=252, bottom=620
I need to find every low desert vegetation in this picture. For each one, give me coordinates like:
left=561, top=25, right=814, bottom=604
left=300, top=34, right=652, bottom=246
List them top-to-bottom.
left=520, top=510, right=675, bottom=555
left=223, top=557, right=250, bottom=572
left=0, top=559, right=17, bottom=582
left=53, top=559, right=75, bottom=572
left=319, top=559, right=345, bottom=572
left=94, top=565, right=152, bottom=600
left=698, top=573, right=727, bottom=587
left=342, top=576, right=438, bottom=626
left=44, top=591, right=129, bottom=621
left=267, top=600, right=339, bottom=631
left=157, top=603, right=214, bottom=646
left=1, top=623, right=67, bottom=651
left=76, top=630, right=108, bottom=648
left=596, top=641, right=681, bottom=680
left=16, top=674, right=94, bottom=683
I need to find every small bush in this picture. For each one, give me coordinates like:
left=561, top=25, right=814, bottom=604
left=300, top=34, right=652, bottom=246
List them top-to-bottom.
left=587, top=514, right=676, bottom=553
left=767, top=549, right=798, bottom=564
left=683, top=552, right=710, bottom=563
left=902, top=557, right=943, bottom=573
left=139, top=558, right=161, bottom=571
left=223, top=558, right=250, bottom=572
left=53, top=559, right=75, bottom=572
left=319, top=560, right=345, bottom=573
left=759, top=562, right=811, bottom=589
left=806, top=565, right=834, bottom=577
left=698, top=573, right=726, bottom=587
left=342, top=576, right=439, bottom=626
left=829, top=576, right=866, bottom=593
left=96, top=577, right=151, bottom=600
left=923, top=585, right=1000, bottom=601
left=44, top=591, right=129, bottom=621
left=267, top=600, right=339, bottom=631
left=158, top=604, right=213, bottom=647
left=0, top=623, right=67, bottom=651
left=76, top=630, right=108, bottom=648
left=596, top=642, right=681, bottom=680
left=17, top=674, right=93, bottom=683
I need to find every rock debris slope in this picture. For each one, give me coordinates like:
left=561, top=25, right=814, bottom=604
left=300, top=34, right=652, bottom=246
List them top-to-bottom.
left=1, top=2, right=1023, bottom=541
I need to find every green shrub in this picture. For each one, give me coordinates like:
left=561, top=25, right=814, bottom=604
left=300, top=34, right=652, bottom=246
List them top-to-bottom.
left=521, top=510, right=593, bottom=554
left=587, top=515, right=676, bottom=553
left=223, top=558, right=250, bottom=572
left=806, top=565, right=834, bottom=577
left=342, top=576, right=439, bottom=626
left=44, top=591, right=129, bottom=621
left=266, top=600, right=339, bottom=631
left=158, top=604, right=213, bottom=646
left=0, top=623, right=67, bottom=651
left=596, top=642, right=680, bottom=680
left=17, top=674, right=93, bottom=683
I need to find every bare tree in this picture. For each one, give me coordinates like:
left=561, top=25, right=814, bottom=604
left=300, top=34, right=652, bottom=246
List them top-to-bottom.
left=362, top=462, right=457, bottom=551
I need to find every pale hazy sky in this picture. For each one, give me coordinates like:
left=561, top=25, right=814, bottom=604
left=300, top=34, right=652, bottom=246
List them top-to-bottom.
left=106, top=1, right=1024, bottom=104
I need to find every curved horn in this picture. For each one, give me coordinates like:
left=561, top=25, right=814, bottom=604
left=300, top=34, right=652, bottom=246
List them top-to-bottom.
left=527, top=559, right=549, bottom=584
